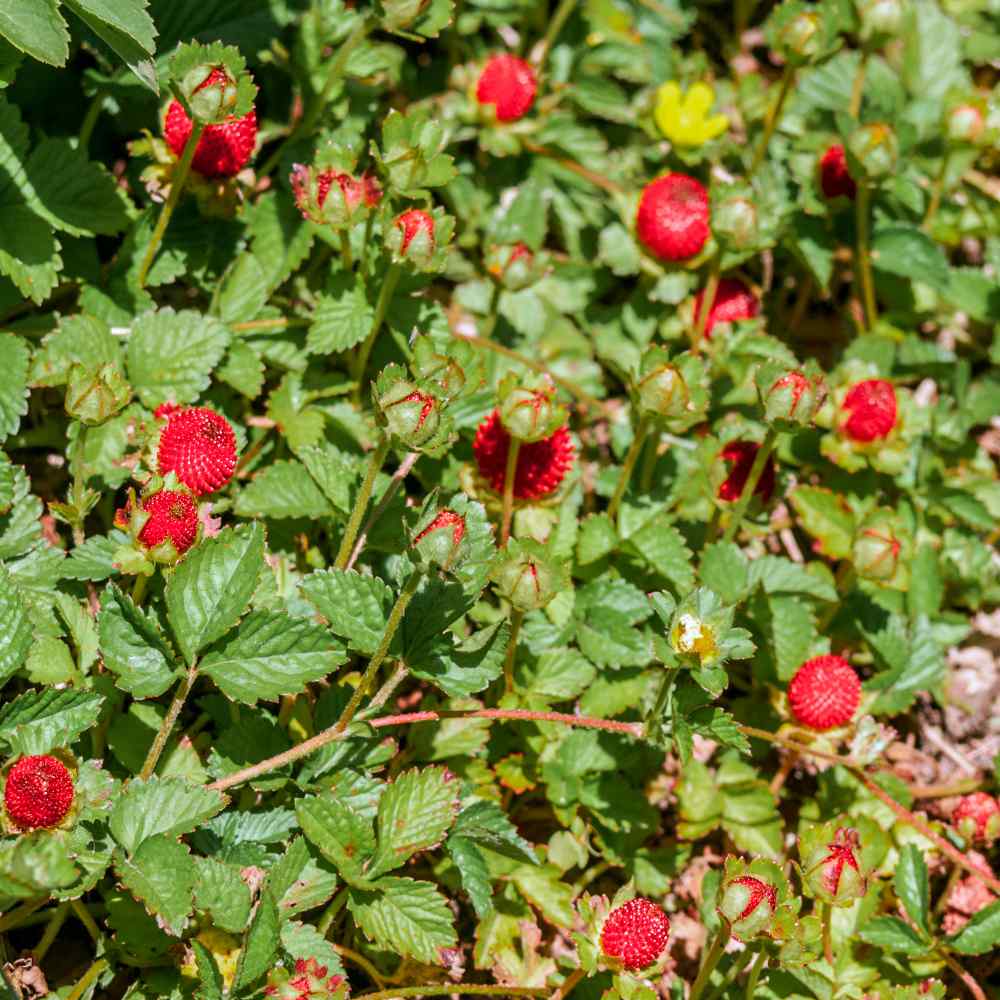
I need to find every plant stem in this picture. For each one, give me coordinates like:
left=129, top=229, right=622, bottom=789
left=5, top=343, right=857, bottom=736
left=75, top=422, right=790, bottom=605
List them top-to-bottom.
left=534, top=0, right=579, bottom=72
left=259, top=15, right=371, bottom=177
left=849, top=49, right=868, bottom=118
left=750, top=64, right=795, bottom=176
left=78, top=93, right=105, bottom=153
left=137, top=120, right=205, bottom=289
left=924, top=151, right=951, bottom=230
left=856, top=182, right=877, bottom=330
left=340, top=230, right=353, bottom=271
left=694, top=257, right=721, bottom=344
left=352, top=263, right=402, bottom=404
left=607, top=416, right=650, bottom=523
left=721, top=427, right=777, bottom=543
left=639, top=429, right=660, bottom=493
left=334, top=436, right=391, bottom=569
left=501, top=439, right=521, bottom=545
left=346, top=451, right=420, bottom=571
left=331, top=569, right=423, bottom=734
left=131, top=573, right=149, bottom=606
left=503, top=609, right=525, bottom=694
left=139, top=662, right=198, bottom=780
left=360, top=663, right=408, bottom=716
left=646, top=667, right=677, bottom=738
left=933, top=862, right=962, bottom=916
left=317, top=888, right=348, bottom=935
left=0, top=898, right=47, bottom=932
left=70, top=898, right=103, bottom=946
left=33, top=902, right=69, bottom=960
left=821, top=902, right=833, bottom=964
left=689, top=928, right=728, bottom=1000
left=333, top=942, right=386, bottom=988
left=703, top=947, right=758, bottom=1000
left=744, top=949, right=766, bottom=1000
left=939, top=950, right=986, bottom=1000
left=66, top=959, right=108, bottom=1000
left=549, top=967, right=586, bottom=1000
left=357, top=988, right=545, bottom=999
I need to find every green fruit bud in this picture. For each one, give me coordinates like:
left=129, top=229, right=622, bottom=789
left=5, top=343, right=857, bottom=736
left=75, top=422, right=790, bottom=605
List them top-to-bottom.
left=856, top=0, right=905, bottom=43
left=778, top=11, right=822, bottom=62
left=185, top=66, right=237, bottom=123
left=946, top=103, right=986, bottom=144
left=847, top=122, right=898, bottom=180
left=713, top=195, right=758, bottom=249
left=386, top=209, right=437, bottom=269
left=486, top=243, right=543, bottom=291
left=412, top=347, right=467, bottom=401
left=636, top=361, right=690, bottom=420
left=65, top=363, right=131, bottom=425
left=760, top=368, right=824, bottom=427
left=376, top=377, right=443, bottom=448
left=499, top=381, right=564, bottom=443
left=412, top=508, right=467, bottom=572
left=852, top=510, right=904, bottom=582
left=491, top=541, right=564, bottom=611
left=802, top=827, right=868, bottom=905
left=717, top=875, right=778, bottom=941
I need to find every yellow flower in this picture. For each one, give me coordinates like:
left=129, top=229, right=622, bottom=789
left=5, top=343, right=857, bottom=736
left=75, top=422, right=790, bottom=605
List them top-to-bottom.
left=654, top=81, right=729, bottom=147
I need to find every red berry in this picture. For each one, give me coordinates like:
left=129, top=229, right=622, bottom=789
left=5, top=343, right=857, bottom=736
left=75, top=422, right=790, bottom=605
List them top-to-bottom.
left=476, top=54, right=538, bottom=122
left=163, top=69, right=257, bottom=179
left=819, top=144, right=857, bottom=201
left=636, top=173, right=710, bottom=262
left=395, top=209, right=435, bottom=254
left=693, top=277, right=759, bottom=338
left=841, top=379, right=897, bottom=443
left=158, top=407, right=238, bottom=496
left=473, top=409, right=574, bottom=500
left=717, top=441, right=776, bottom=503
left=137, top=490, right=200, bottom=555
left=788, top=654, right=861, bottom=730
left=4, top=755, right=74, bottom=830
left=953, top=792, right=1000, bottom=842
left=600, top=898, right=671, bottom=971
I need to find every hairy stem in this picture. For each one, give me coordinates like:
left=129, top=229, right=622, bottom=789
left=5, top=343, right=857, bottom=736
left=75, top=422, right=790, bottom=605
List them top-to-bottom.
left=534, top=0, right=579, bottom=72
left=849, top=49, right=868, bottom=118
left=750, top=64, right=795, bottom=176
left=137, top=119, right=205, bottom=289
left=924, top=151, right=951, bottom=230
left=856, top=182, right=877, bottom=330
left=694, top=257, right=721, bottom=344
left=352, top=263, right=401, bottom=404
left=607, top=416, right=650, bottom=523
left=721, top=428, right=778, bottom=543
left=334, top=436, right=391, bottom=569
left=501, top=438, right=522, bottom=546
left=346, top=451, right=420, bottom=570
left=131, top=572, right=149, bottom=607
left=503, top=608, right=525, bottom=694
left=139, top=662, right=198, bottom=780
left=361, top=663, right=408, bottom=716
left=33, top=902, right=69, bottom=961
left=821, top=902, right=833, bottom=965
left=689, top=927, right=729, bottom=1000
left=703, top=946, right=758, bottom=1000
left=744, top=949, right=766, bottom=1000
left=939, top=949, right=986, bottom=1000
left=66, top=959, right=108, bottom=1000
left=548, top=967, right=586, bottom=1000
left=357, top=988, right=545, bottom=999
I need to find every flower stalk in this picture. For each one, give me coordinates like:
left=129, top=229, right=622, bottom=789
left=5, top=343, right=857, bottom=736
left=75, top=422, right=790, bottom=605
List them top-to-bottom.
left=335, top=435, right=391, bottom=569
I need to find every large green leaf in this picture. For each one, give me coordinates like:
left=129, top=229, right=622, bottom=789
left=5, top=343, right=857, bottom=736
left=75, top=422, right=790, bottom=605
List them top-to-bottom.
left=0, top=0, right=69, bottom=66
left=62, top=0, right=157, bottom=91
left=872, top=225, right=950, bottom=292
left=308, top=272, right=374, bottom=354
left=0, top=334, right=28, bottom=440
left=234, top=460, right=334, bottom=520
left=165, top=522, right=265, bottom=663
left=0, top=562, right=31, bottom=688
left=301, top=569, right=394, bottom=655
left=200, top=610, right=346, bottom=704
left=0, top=688, right=103, bottom=755
left=110, top=777, right=227, bottom=855
left=296, top=794, right=375, bottom=886
left=114, top=835, right=194, bottom=936
left=894, top=844, right=930, bottom=937
left=233, top=891, right=280, bottom=991
left=945, top=899, right=1000, bottom=955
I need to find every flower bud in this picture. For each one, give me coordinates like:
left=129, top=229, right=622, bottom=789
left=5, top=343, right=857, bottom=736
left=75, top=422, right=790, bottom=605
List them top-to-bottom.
left=856, top=0, right=905, bottom=44
left=774, top=10, right=823, bottom=64
left=184, top=66, right=237, bottom=124
left=946, top=103, right=986, bottom=144
left=847, top=123, right=898, bottom=180
left=291, top=165, right=381, bottom=227
left=712, top=195, right=758, bottom=250
left=387, top=208, right=436, bottom=268
left=485, top=242, right=543, bottom=290
left=411, top=341, right=468, bottom=402
left=636, top=353, right=690, bottom=421
left=65, top=363, right=131, bottom=425
left=759, top=367, right=824, bottom=427
left=375, top=374, right=443, bottom=449
left=498, top=378, right=565, bottom=443
left=412, top=508, right=467, bottom=572
left=852, top=509, right=904, bottom=582
left=491, top=540, right=565, bottom=611
left=953, top=792, right=1000, bottom=844
left=802, top=827, right=867, bottom=905
left=718, top=875, right=778, bottom=941
left=265, top=959, right=349, bottom=1000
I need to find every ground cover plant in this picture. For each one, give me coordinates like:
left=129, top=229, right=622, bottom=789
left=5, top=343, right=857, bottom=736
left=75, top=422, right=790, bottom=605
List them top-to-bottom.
left=0, top=0, right=999, bottom=998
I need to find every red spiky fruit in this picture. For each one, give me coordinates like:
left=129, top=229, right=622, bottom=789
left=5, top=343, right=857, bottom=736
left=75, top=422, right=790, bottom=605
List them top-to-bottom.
left=476, top=54, right=538, bottom=122
left=163, top=69, right=257, bottom=179
left=819, top=144, right=857, bottom=200
left=636, top=173, right=710, bottom=262
left=693, top=277, right=760, bottom=338
left=841, top=379, right=897, bottom=442
left=157, top=407, right=238, bottom=496
left=473, top=409, right=574, bottom=500
left=717, top=441, right=776, bottom=503
left=137, top=490, right=200, bottom=555
left=788, top=654, right=861, bottom=730
left=4, top=755, right=74, bottom=830
left=953, top=792, right=1000, bottom=843
left=600, top=898, right=671, bottom=971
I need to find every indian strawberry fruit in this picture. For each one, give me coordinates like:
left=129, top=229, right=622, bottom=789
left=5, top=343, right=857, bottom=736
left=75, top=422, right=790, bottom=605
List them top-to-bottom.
left=476, top=54, right=538, bottom=122
left=636, top=173, right=710, bottom=262
left=841, top=379, right=897, bottom=442
left=157, top=406, right=238, bottom=496
left=473, top=409, right=574, bottom=499
left=137, top=490, right=200, bottom=555
left=788, top=654, right=861, bottom=730
left=4, top=754, right=74, bottom=830
left=600, top=898, right=671, bottom=971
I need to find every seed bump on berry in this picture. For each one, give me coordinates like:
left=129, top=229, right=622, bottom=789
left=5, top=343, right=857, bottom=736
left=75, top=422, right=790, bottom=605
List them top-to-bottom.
left=157, top=407, right=238, bottom=496
left=473, top=409, right=574, bottom=500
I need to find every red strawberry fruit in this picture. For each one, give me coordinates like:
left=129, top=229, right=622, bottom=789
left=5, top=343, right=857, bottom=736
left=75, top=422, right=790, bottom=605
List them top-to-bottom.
left=476, top=54, right=538, bottom=122
left=164, top=68, right=258, bottom=179
left=819, top=144, right=857, bottom=200
left=636, top=173, right=710, bottom=262
left=693, top=277, right=759, bottom=338
left=841, top=379, right=897, bottom=442
left=158, top=407, right=238, bottom=496
left=473, top=409, right=574, bottom=500
left=717, top=441, right=776, bottom=503
left=137, top=490, right=200, bottom=555
left=788, top=654, right=861, bottom=730
left=4, top=754, right=74, bottom=830
left=952, top=792, right=1000, bottom=843
left=600, top=898, right=671, bottom=971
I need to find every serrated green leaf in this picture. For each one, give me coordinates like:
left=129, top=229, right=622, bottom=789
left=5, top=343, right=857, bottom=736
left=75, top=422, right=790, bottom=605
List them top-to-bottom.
left=0, top=0, right=69, bottom=66
left=63, top=0, right=157, bottom=89
left=246, top=191, right=315, bottom=293
left=872, top=225, right=950, bottom=292
left=217, top=253, right=268, bottom=325
left=308, top=272, right=373, bottom=354
left=126, top=308, right=230, bottom=407
left=0, top=333, right=29, bottom=440
left=217, top=339, right=265, bottom=398
left=235, top=459, right=334, bottom=520
left=789, top=485, right=856, bottom=560
left=628, top=515, right=695, bottom=594
left=165, top=522, right=265, bottom=663
left=749, top=555, right=836, bottom=602
left=0, top=562, right=31, bottom=688
left=301, top=568, right=394, bottom=655
left=99, top=582, right=179, bottom=698
left=769, top=595, right=816, bottom=681
left=201, top=610, right=345, bottom=704
left=865, top=615, right=946, bottom=714
left=407, top=619, right=509, bottom=698
left=522, top=647, right=596, bottom=703
left=0, top=688, right=103, bottom=755
left=369, top=766, right=460, bottom=878
left=110, top=777, right=226, bottom=855
left=297, top=793, right=376, bottom=886
left=452, top=800, right=537, bottom=864
left=0, top=831, right=79, bottom=899
left=115, top=835, right=194, bottom=936
left=447, top=835, right=492, bottom=917
left=894, top=844, right=930, bottom=937
left=193, top=857, right=252, bottom=934
left=510, top=862, right=577, bottom=927
left=348, top=876, right=456, bottom=964
left=234, top=890, right=281, bottom=991
left=945, top=899, right=1000, bottom=955
left=858, top=915, right=932, bottom=956
left=279, top=920, right=345, bottom=975
left=191, top=941, right=224, bottom=1000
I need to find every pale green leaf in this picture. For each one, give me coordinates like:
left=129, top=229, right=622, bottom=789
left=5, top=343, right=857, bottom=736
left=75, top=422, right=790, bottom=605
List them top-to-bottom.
left=0, top=0, right=69, bottom=66
left=0, top=333, right=29, bottom=440
left=234, top=460, right=334, bottom=520
left=0, top=562, right=32, bottom=687
left=301, top=569, right=394, bottom=655
left=0, top=688, right=103, bottom=755
left=110, top=777, right=227, bottom=855
left=114, top=835, right=194, bottom=936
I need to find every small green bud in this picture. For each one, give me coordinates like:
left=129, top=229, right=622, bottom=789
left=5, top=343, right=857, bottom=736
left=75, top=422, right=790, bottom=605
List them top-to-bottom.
left=856, top=0, right=905, bottom=44
left=778, top=11, right=822, bottom=62
left=184, top=66, right=237, bottom=123
left=946, top=103, right=986, bottom=144
left=847, top=122, right=898, bottom=180
left=712, top=195, right=758, bottom=249
left=386, top=208, right=436, bottom=268
left=485, top=243, right=544, bottom=290
left=411, top=340, right=468, bottom=402
left=636, top=357, right=690, bottom=421
left=65, top=363, right=131, bottom=425
left=759, top=366, right=825, bottom=427
left=375, top=373, right=443, bottom=449
left=498, top=377, right=566, bottom=443
left=412, top=508, right=467, bottom=572
left=852, top=509, right=906, bottom=582
left=491, top=540, right=565, bottom=612
left=802, top=827, right=868, bottom=906
left=718, top=875, right=778, bottom=941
